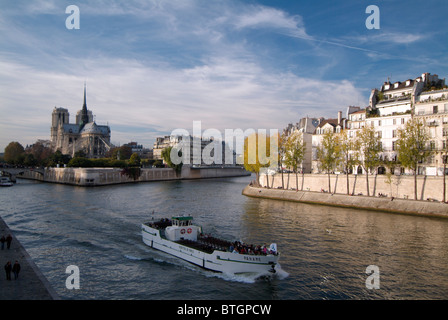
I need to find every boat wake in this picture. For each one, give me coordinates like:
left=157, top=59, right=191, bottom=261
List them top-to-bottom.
left=204, top=264, right=289, bottom=283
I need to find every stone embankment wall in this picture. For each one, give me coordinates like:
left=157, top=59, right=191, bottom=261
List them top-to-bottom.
left=20, top=166, right=250, bottom=186
left=260, top=173, right=448, bottom=202
left=242, top=185, right=448, bottom=219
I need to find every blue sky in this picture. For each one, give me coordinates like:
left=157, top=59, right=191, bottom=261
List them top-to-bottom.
left=1, top=0, right=447, bottom=152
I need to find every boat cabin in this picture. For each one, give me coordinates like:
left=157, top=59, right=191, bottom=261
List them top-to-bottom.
left=165, top=216, right=201, bottom=242
left=171, top=216, right=193, bottom=227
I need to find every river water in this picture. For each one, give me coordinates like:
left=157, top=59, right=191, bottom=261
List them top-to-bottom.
left=1, top=175, right=447, bottom=300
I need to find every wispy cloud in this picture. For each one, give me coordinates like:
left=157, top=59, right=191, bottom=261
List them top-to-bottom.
left=0, top=0, right=445, bottom=152
left=0, top=54, right=364, bottom=149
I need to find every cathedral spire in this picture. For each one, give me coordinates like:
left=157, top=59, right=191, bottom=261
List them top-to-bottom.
left=80, top=82, right=89, bottom=126
left=83, top=82, right=87, bottom=108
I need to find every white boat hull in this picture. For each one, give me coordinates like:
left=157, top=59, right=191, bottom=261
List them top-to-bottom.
left=142, top=224, right=279, bottom=275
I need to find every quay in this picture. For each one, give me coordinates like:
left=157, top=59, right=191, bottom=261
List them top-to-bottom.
left=14, top=166, right=250, bottom=187
left=242, top=185, right=448, bottom=219
left=0, top=217, right=59, bottom=300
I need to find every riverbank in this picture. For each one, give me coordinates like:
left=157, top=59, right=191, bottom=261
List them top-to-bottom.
left=18, top=165, right=250, bottom=186
left=260, top=172, right=448, bottom=202
left=242, top=185, right=448, bottom=219
left=0, top=217, right=59, bottom=300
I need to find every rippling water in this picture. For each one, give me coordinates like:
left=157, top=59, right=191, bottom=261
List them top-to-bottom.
left=1, top=176, right=448, bottom=300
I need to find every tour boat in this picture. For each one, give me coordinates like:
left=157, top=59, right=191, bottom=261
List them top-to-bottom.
left=0, top=177, right=13, bottom=187
left=141, top=216, right=279, bottom=275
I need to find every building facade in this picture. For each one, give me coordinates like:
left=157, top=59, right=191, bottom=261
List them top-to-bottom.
left=285, top=72, right=448, bottom=176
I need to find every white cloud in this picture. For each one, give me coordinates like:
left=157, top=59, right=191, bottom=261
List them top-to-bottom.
left=0, top=0, right=371, bottom=152
left=233, top=5, right=307, bottom=37
left=0, top=55, right=365, bottom=151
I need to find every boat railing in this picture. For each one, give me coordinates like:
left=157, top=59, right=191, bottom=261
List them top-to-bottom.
left=145, top=219, right=172, bottom=230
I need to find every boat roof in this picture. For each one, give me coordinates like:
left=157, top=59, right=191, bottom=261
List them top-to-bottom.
left=171, top=216, right=193, bottom=221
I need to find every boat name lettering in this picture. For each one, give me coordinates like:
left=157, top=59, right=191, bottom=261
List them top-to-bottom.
left=179, top=245, right=194, bottom=253
left=244, top=256, right=261, bottom=262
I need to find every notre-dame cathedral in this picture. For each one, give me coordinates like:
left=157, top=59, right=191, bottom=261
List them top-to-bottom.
left=50, top=84, right=111, bottom=158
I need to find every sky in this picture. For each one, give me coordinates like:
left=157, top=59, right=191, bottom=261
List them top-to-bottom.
left=0, top=0, right=447, bottom=152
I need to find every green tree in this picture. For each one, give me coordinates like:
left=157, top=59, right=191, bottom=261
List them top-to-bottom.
left=396, top=118, right=432, bottom=200
left=356, top=125, right=383, bottom=196
left=284, top=130, right=306, bottom=191
left=339, top=130, right=359, bottom=195
left=317, top=131, right=341, bottom=193
left=278, top=132, right=288, bottom=189
left=4, top=141, right=25, bottom=164
left=107, top=146, right=133, bottom=160
left=161, top=146, right=183, bottom=176
left=47, top=150, right=71, bottom=167
left=74, top=150, right=87, bottom=158
left=23, top=153, right=38, bottom=167
left=129, top=153, right=141, bottom=166
left=67, top=157, right=93, bottom=167
left=153, top=160, right=164, bottom=168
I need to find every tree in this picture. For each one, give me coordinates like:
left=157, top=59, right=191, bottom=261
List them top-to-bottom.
left=396, top=118, right=432, bottom=200
left=356, top=125, right=383, bottom=196
left=284, top=130, right=306, bottom=191
left=339, top=130, right=359, bottom=195
left=316, top=131, right=341, bottom=193
left=243, top=132, right=278, bottom=187
left=278, top=132, right=288, bottom=189
left=443, top=137, right=448, bottom=203
left=4, top=141, right=25, bottom=165
left=27, top=142, right=53, bottom=166
left=107, top=146, right=132, bottom=160
left=161, top=146, right=183, bottom=176
left=47, top=150, right=72, bottom=167
left=23, top=153, right=38, bottom=167
left=129, top=153, right=141, bottom=167
left=67, top=157, right=93, bottom=168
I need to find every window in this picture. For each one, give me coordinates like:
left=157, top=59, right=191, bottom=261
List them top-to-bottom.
left=433, top=105, right=438, bottom=114
left=401, top=118, right=405, bottom=124
left=393, top=119, right=396, bottom=125
left=392, top=130, right=397, bottom=138
left=392, top=141, right=397, bottom=151
left=430, top=141, right=436, bottom=150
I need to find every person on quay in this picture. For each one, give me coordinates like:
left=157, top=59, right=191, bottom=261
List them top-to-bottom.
left=6, top=234, right=12, bottom=249
left=4, top=261, right=12, bottom=280
left=12, top=261, right=21, bottom=280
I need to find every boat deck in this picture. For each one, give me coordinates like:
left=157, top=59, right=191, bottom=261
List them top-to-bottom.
left=144, top=219, right=275, bottom=256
